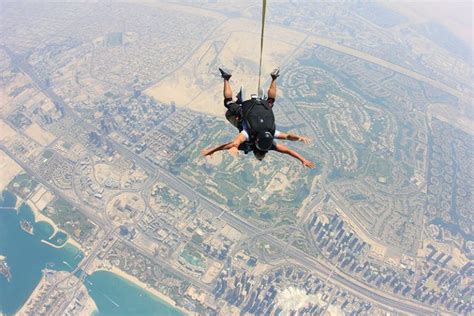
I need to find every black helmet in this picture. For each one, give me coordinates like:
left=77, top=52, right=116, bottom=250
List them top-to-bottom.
left=255, top=131, right=273, bottom=151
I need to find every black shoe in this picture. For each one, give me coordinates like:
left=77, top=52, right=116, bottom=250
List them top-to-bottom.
left=219, top=68, right=232, bottom=80
left=270, top=68, right=280, bottom=80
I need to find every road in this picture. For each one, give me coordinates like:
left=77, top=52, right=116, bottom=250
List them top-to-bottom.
left=181, top=2, right=471, bottom=101
left=1, top=46, right=438, bottom=315
left=108, top=141, right=437, bottom=315
left=0, top=144, right=211, bottom=294
left=33, top=228, right=114, bottom=310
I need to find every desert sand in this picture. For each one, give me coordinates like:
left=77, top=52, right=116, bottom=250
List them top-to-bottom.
left=145, top=18, right=306, bottom=117
left=0, top=120, right=19, bottom=145
left=24, top=123, right=56, bottom=146
left=0, top=149, right=22, bottom=192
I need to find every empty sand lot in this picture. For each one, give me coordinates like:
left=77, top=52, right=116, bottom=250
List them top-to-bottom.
left=145, top=18, right=306, bottom=117
left=0, top=149, right=22, bottom=191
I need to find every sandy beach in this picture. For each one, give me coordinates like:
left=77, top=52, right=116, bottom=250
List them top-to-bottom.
left=25, top=199, right=85, bottom=252
left=26, top=200, right=59, bottom=235
left=39, top=233, right=84, bottom=252
left=65, top=236, right=84, bottom=252
left=95, top=265, right=193, bottom=316
left=17, top=271, right=98, bottom=316
left=16, top=274, right=47, bottom=316
left=81, top=294, right=98, bottom=316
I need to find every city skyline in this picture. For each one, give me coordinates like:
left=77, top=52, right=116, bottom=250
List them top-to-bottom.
left=0, top=1, right=472, bottom=315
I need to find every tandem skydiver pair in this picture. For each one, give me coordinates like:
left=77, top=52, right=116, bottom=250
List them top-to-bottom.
left=201, top=68, right=315, bottom=169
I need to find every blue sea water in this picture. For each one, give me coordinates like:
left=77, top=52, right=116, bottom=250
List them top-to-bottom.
left=0, top=190, right=184, bottom=315
left=0, top=191, right=83, bottom=315
left=85, top=271, right=184, bottom=316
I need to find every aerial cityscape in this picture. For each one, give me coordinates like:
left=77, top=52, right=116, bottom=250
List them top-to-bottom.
left=0, top=1, right=472, bottom=315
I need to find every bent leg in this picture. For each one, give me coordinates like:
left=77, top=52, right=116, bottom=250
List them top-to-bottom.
left=267, top=68, right=279, bottom=101
left=267, top=78, right=277, bottom=99
left=267, top=78, right=277, bottom=108
left=223, top=79, right=233, bottom=100
left=223, top=79, right=235, bottom=113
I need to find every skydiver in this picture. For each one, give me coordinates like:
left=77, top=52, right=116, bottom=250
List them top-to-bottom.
left=201, top=68, right=315, bottom=168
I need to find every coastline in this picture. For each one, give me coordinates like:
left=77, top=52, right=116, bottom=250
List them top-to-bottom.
left=4, top=191, right=85, bottom=252
left=26, top=199, right=86, bottom=253
left=26, top=200, right=59, bottom=235
left=65, top=236, right=85, bottom=252
left=94, top=265, right=192, bottom=316
left=17, top=271, right=98, bottom=316
left=16, top=273, right=47, bottom=316
left=82, top=294, right=99, bottom=316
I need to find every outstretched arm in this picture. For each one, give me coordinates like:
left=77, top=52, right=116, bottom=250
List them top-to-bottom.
left=231, top=132, right=247, bottom=148
left=276, top=132, right=312, bottom=144
left=202, top=133, right=247, bottom=157
left=201, top=142, right=234, bottom=157
left=274, top=143, right=315, bottom=168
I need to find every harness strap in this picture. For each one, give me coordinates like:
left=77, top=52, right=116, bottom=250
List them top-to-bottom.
left=244, top=101, right=256, bottom=131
